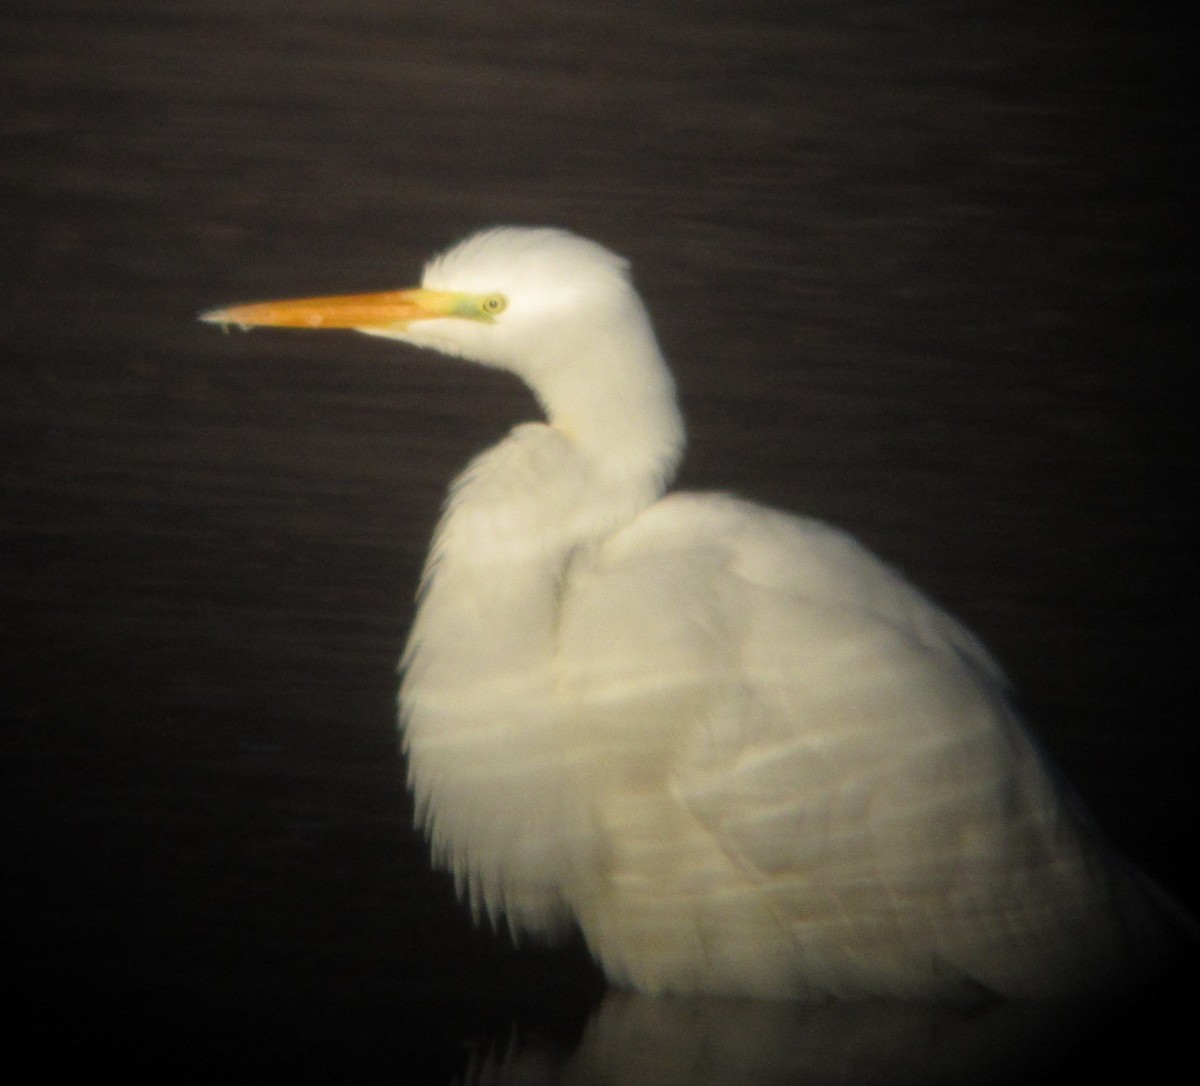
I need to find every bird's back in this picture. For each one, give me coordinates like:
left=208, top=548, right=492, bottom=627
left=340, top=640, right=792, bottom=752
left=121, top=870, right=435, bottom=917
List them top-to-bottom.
left=555, top=492, right=1175, bottom=1000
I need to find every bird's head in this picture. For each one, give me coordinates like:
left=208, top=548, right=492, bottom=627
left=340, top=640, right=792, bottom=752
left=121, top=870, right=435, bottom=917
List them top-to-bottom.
left=201, top=227, right=653, bottom=385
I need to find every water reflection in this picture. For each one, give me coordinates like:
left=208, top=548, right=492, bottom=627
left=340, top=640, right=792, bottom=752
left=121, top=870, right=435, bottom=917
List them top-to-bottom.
left=463, top=989, right=1095, bottom=1086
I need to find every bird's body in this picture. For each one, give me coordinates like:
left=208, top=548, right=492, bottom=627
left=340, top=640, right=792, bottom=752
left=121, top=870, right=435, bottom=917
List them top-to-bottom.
left=205, top=227, right=1178, bottom=1002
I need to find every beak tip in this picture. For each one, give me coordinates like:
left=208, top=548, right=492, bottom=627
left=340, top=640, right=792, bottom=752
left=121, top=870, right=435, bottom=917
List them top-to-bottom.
left=199, top=307, right=253, bottom=333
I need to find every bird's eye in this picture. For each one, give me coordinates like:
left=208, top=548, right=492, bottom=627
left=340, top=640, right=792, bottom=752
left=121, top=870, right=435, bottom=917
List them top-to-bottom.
left=481, top=293, right=507, bottom=317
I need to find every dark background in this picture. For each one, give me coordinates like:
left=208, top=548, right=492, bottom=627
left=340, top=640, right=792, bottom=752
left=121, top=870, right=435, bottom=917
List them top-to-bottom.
left=2, top=2, right=1193, bottom=1081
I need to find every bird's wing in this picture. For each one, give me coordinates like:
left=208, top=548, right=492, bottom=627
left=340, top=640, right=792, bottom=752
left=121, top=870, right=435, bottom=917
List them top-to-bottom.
left=593, top=493, right=1128, bottom=998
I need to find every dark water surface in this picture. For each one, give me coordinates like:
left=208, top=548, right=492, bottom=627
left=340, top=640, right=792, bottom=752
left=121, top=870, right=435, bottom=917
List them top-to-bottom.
left=2, top=2, right=1193, bottom=1080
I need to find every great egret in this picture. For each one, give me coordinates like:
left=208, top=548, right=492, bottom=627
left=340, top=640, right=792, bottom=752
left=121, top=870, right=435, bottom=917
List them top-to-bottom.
left=204, top=226, right=1178, bottom=1002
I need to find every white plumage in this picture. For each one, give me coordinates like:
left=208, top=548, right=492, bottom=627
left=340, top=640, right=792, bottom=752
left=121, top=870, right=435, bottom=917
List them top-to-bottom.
left=204, top=226, right=1177, bottom=1001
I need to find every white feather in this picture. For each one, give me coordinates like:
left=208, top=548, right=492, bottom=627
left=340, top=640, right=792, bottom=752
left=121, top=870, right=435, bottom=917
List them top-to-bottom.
left=383, top=227, right=1178, bottom=1000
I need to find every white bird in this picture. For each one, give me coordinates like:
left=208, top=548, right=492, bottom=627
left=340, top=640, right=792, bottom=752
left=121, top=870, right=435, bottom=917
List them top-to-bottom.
left=203, top=226, right=1179, bottom=1002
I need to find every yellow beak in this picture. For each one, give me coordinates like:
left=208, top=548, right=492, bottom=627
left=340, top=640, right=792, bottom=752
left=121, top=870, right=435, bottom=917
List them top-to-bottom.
left=200, top=288, right=480, bottom=331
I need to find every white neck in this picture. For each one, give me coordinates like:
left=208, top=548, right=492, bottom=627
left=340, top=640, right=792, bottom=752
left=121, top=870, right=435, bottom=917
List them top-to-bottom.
left=525, top=293, right=685, bottom=503
left=398, top=306, right=685, bottom=932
